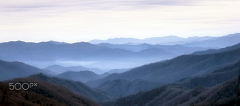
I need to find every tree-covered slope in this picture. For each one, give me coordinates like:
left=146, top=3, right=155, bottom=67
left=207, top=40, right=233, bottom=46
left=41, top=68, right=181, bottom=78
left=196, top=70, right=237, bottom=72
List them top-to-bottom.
left=87, top=48, right=240, bottom=87
left=0, top=59, right=45, bottom=81
left=32, top=74, right=113, bottom=102
left=102, top=76, right=239, bottom=106
left=0, top=77, right=100, bottom=106
left=96, top=79, right=158, bottom=97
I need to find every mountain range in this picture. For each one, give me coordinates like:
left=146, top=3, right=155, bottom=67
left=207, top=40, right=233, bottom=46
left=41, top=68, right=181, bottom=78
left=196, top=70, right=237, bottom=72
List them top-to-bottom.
left=0, top=33, right=240, bottom=106
left=89, top=33, right=240, bottom=48
left=183, top=33, right=240, bottom=48
left=89, top=35, right=215, bottom=45
left=0, top=40, right=212, bottom=70
left=87, top=42, right=240, bottom=88
left=98, top=43, right=209, bottom=54
left=0, top=60, right=46, bottom=81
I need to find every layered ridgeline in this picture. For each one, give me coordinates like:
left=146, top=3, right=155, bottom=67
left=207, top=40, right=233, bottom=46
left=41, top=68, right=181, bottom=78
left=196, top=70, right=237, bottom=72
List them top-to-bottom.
left=90, top=33, right=240, bottom=48
left=182, top=33, right=240, bottom=48
left=89, top=35, right=215, bottom=45
left=0, top=40, right=211, bottom=70
left=0, top=41, right=135, bottom=61
left=0, top=41, right=175, bottom=61
left=193, top=42, right=240, bottom=55
left=87, top=43, right=240, bottom=88
left=97, top=43, right=209, bottom=54
left=99, top=43, right=240, bottom=105
left=0, top=58, right=113, bottom=102
left=0, top=60, right=49, bottom=81
left=43, top=65, right=104, bottom=74
left=101, top=68, right=240, bottom=106
left=32, top=74, right=113, bottom=102
left=0, top=77, right=100, bottom=106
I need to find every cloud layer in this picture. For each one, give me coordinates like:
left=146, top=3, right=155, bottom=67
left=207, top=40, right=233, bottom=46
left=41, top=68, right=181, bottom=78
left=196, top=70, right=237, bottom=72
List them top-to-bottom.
left=0, top=0, right=239, bottom=42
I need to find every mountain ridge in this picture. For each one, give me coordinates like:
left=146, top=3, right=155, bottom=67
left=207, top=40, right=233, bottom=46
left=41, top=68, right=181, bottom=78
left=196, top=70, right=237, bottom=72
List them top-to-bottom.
left=87, top=45, right=240, bottom=87
left=0, top=59, right=47, bottom=81
left=32, top=73, right=113, bottom=102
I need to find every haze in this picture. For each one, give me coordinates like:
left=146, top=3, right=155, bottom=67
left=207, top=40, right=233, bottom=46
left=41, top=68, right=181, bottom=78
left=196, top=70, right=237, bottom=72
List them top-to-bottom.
left=0, top=0, right=240, bottom=43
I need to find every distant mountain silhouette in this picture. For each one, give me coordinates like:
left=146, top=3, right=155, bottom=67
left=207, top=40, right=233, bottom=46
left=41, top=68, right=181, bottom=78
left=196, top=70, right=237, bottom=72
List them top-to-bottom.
left=183, top=33, right=240, bottom=48
left=89, top=35, right=215, bottom=45
left=0, top=41, right=190, bottom=69
left=0, top=41, right=133, bottom=61
left=193, top=42, right=240, bottom=55
left=98, top=43, right=211, bottom=54
left=87, top=47, right=240, bottom=87
left=0, top=59, right=46, bottom=81
left=44, top=65, right=104, bottom=74
left=57, top=71, right=101, bottom=82
left=32, top=74, right=113, bottom=102
left=0, top=76, right=100, bottom=106
left=96, top=79, right=158, bottom=97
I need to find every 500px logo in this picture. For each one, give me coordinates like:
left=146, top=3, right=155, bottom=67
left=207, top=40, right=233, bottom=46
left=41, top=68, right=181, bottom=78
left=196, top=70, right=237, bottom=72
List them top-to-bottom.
left=9, top=82, right=37, bottom=90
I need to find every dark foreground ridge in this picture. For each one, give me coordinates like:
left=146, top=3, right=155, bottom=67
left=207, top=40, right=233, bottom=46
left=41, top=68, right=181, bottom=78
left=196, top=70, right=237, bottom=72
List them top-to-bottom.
left=0, top=77, right=100, bottom=106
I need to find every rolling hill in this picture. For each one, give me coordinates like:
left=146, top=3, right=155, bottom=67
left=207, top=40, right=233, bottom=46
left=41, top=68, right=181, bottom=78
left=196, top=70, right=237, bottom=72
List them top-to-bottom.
left=0, top=59, right=46, bottom=81
left=171, top=59, right=240, bottom=89
left=101, top=72, right=239, bottom=106
left=32, top=74, right=113, bottom=102
left=0, top=77, right=100, bottom=106
left=96, top=79, right=158, bottom=97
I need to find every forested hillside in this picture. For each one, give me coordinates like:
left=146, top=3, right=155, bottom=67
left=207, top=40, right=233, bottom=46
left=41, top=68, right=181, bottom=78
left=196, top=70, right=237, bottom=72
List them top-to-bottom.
left=87, top=47, right=240, bottom=87
left=0, top=60, right=45, bottom=81
left=32, top=74, right=113, bottom=102
left=101, top=74, right=239, bottom=106
left=0, top=77, right=100, bottom=106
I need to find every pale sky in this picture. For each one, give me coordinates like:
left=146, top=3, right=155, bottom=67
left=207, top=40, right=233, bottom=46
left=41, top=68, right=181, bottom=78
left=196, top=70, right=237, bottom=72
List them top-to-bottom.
left=0, top=0, right=240, bottom=43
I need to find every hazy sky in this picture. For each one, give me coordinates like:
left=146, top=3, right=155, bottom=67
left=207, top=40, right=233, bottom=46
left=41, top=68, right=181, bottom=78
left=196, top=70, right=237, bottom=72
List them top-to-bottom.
left=0, top=0, right=239, bottom=43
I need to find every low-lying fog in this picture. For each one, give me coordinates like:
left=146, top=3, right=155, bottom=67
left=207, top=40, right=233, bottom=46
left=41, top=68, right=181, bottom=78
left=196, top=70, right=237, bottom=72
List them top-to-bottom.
left=24, top=57, right=171, bottom=73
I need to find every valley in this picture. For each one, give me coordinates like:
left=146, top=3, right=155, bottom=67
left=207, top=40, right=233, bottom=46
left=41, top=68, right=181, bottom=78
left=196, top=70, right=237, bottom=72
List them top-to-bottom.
left=0, top=34, right=240, bottom=106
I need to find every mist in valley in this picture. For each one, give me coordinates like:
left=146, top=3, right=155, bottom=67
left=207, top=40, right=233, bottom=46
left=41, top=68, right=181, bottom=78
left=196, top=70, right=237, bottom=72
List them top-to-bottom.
left=1, top=0, right=240, bottom=105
